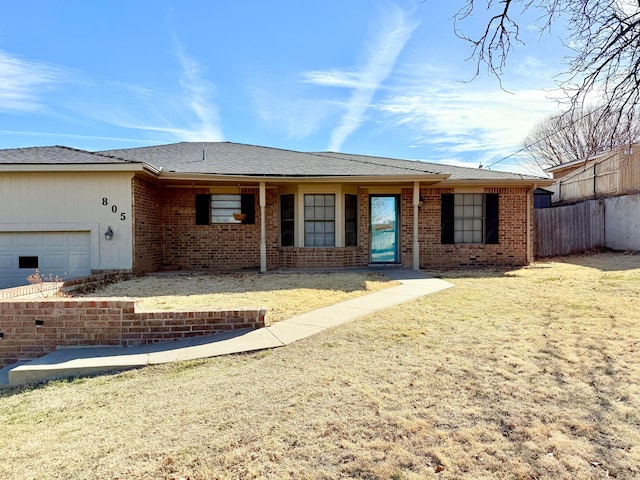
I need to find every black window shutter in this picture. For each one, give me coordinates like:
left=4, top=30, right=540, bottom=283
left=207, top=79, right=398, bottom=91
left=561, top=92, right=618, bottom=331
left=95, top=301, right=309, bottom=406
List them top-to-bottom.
left=485, top=193, right=499, bottom=244
left=195, top=194, right=210, bottom=225
left=241, top=194, right=256, bottom=224
left=441, top=194, right=454, bottom=244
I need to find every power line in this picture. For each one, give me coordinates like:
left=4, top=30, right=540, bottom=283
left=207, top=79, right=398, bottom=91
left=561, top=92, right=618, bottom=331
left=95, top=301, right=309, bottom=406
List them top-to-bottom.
left=482, top=103, right=612, bottom=169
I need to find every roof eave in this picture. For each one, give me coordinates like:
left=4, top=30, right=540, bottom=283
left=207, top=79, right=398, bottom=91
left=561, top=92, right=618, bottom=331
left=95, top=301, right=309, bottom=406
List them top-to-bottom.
left=0, top=163, right=147, bottom=173
left=153, top=172, right=451, bottom=184
left=436, top=178, right=556, bottom=188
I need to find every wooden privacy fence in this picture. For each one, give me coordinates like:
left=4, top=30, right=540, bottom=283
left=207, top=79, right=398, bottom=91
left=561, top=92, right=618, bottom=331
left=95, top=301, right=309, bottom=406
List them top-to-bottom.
left=550, top=147, right=640, bottom=203
left=534, top=200, right=605, bottom=257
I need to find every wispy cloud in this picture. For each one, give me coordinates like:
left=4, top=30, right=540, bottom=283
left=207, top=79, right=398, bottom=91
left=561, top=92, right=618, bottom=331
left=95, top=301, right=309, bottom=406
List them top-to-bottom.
left=303, top=4, right=419, bottom=152
left=73, top=42, right=225, bottom=142
left=173, top=42, right=223, bottom=141
left=0, top=50, right=66, bottom=113
left=378, top=61, right=564, bottom=172
left=252, top=87, right=337, bottom=139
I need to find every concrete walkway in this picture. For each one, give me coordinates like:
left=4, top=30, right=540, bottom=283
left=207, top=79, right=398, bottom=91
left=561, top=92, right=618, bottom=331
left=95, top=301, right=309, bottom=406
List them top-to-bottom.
left=0, top=269, right=453, bottom=387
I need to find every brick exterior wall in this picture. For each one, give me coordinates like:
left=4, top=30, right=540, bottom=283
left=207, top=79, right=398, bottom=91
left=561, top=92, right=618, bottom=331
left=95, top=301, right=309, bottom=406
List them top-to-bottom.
left=132, top=177, right=163, bottom=274
left=132, top=179, right=532, bottom=271
left=156, top=187, right=280, bottom=271
left=414, top=187, right=530, bottom=268
left=279, top=247, right=366, bottom=268
left=0, top=299, right=266, bottom=367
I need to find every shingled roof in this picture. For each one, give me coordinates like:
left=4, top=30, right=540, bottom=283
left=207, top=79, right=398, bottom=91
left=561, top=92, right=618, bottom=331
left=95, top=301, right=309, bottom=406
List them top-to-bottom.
left=101, top=141, right=544, bottom=181
left=0, top=142, right=548, bottom=182
left=0, top=146, right=136, bottom=164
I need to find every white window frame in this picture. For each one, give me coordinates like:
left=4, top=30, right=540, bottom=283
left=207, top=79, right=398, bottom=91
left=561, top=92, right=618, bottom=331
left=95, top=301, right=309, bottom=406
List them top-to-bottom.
left=303, top=193, right=336, bottom=247
left=453, top=193, right=484, bottom=244
left=211, top=194, right=242, bottom=224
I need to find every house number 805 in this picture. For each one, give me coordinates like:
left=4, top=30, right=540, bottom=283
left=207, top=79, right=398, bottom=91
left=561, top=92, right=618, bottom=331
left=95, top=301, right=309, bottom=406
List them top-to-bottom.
left=101, top=197, right=127, bottom=221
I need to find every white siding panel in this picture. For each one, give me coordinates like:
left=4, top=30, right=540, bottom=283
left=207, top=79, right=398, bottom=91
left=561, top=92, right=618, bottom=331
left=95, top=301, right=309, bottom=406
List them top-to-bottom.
left=0, top=171, right=134, bottom=271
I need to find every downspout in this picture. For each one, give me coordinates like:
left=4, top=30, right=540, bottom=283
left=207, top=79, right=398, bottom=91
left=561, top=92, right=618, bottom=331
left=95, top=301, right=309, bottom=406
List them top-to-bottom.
left=413, top=181, right=420, bottom=271
left=259, top=182, right=267, bottom=273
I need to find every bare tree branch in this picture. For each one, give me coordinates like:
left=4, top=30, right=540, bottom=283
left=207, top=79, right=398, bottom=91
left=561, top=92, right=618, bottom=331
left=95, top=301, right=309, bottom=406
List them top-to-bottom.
left=455, top=1, right=640, bottom=126
left=521, top=104, right=640, bottom=168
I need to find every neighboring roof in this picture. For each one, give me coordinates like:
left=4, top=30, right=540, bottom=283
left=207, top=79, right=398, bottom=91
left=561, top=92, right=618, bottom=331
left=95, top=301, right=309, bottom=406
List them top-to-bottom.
left=101, top=141, right=547, bottom=181
left=0, top=146, right=136, bottom=165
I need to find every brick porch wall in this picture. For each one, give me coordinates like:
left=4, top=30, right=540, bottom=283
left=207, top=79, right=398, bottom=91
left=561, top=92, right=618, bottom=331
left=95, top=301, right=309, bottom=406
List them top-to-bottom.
left=132, top=177, right=164, bottom=274
left=279, top=247, right=367, bottom=268
left=0, top=299, right=266, bottom=367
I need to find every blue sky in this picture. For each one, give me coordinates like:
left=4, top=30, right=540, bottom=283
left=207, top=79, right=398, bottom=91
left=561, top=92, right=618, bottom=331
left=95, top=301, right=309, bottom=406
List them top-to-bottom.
left=0, top=1, right=569, bottom=173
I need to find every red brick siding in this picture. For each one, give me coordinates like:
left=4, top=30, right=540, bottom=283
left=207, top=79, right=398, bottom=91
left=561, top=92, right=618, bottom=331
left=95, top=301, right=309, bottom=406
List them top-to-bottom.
left=132, top=177, right=163, bottom=274
left=131, top=180, right=531, bottom=271
left=159, top=187, right=280, bottom=271
left=415, top=187, right=530, bottom=268
left=278, top=247, right=367, bottom=268
left=0, top=299, right=266, bottom=367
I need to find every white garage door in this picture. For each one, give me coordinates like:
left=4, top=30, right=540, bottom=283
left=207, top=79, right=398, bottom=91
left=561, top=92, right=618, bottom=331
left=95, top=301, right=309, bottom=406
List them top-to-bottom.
left=0, top=232, right=92, bottom=289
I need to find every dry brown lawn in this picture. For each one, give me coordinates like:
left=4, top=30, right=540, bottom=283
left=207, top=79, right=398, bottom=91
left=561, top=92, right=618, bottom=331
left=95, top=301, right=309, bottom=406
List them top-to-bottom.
left=1, top=252, right=640, bottom=479
left=76, top=271, right=397, bottom=323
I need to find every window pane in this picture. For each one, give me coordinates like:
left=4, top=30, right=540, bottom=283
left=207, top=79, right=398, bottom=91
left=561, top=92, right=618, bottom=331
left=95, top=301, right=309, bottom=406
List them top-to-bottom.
left=452, top=193, right=484, bottom=244
left=211, top=194, right=242, bottom=223
left=280, top=194, right=295, bottom=246
left=303, top=194, right=335, bottom=247
left=304, top=206, right=315, bottom=220
left=325, top=206, right=335, bottom=220
left=325, top=233, right=335, bottom=246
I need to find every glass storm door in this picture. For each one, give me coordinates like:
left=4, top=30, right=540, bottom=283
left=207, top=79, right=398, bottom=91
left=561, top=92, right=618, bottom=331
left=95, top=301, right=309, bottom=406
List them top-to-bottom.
left=370, top=195, right=400, bottom=263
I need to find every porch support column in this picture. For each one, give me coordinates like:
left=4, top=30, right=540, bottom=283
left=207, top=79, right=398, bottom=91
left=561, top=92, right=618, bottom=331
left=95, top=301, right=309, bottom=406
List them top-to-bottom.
left=413, top=181, right=420, bottom=271
left=259, top=182, right=267, bottom=273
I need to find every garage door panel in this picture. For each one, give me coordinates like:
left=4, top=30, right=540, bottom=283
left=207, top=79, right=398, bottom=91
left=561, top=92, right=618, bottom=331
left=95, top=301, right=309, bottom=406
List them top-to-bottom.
left=0, top=232, right=92, bottom=288
left=17, top=233, right=41, bottom=248
left=68, top=233, right=91, bottom=247
left=43, top=234, right=66, bottom=247
left=0, top=235, right=15, bottom=248
left=68, top=253, right=91, bottom=270
left=0, top=254, right=15, bottom=269
left=40, top=254, right=67, bottom=270
left=0, top=276, right=20, bottom=289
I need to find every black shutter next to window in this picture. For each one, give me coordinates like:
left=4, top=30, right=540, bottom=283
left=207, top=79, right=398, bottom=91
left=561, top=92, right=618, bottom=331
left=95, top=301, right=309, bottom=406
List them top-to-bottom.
left=485, top=193, right=499, bottom=244
left=195, top=194, right=210, bottom=225
left=241, top=194, right=256, bottom=224
left=441, top=194, right=455, bottom=244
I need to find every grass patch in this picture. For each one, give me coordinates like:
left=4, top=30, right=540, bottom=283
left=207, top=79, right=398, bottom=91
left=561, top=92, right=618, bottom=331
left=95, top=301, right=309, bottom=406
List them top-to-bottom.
left=1, top=253, right=639, bottom=479
left=75, top=271, right=397, bottom=323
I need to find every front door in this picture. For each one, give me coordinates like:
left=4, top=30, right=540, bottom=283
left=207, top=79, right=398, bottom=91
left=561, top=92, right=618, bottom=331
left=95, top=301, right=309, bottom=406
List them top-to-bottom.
left=370, top=195, right=400, bottom=263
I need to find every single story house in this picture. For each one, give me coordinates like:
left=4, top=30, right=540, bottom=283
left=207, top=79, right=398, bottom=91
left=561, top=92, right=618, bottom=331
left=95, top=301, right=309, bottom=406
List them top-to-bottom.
left=0, top=142, right=554, bottom=288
